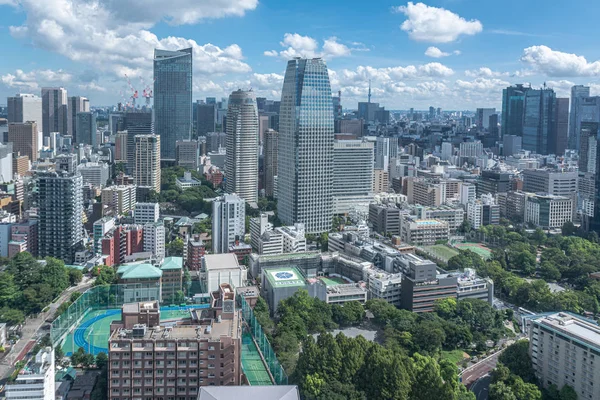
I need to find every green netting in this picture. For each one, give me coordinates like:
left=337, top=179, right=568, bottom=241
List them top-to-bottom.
left=237, top=294, right=288, bottom=385
left=241, top=333, right=272, bottom=385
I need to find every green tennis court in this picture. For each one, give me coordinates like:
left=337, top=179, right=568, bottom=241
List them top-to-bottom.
left=454, top=242, right=492, bottom=259
left=421, top=244, right=460, bottom=262
left=320, top=276, right=348, bottom=286
left=241, top=333, right=272, bottom=385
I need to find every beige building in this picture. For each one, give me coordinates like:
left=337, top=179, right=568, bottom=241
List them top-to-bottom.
left=8, top=122, right=38, bottom=162
left=134, top=134, right=161, bottom=193
left=373, top=169, right=389, bottom=193
left=101, top=185, right=137, bottom=215
left=400, top=215, right=449, bottom=245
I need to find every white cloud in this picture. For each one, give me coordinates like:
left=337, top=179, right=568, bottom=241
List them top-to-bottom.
left=394, top=2, right=483, bottom=43
left=268, top=33, right=355, bottom=59
left=521, top=45, right=600, bottom=77
left=425, top=47, right=449, bottom=58
left=464, top=67, right=509, bottom=78
left=1, top=68, right=72, bottom=90
left=455, top=77, right=510, bottom=91
left=545, top=80, right=576, bottom=97
left=78, top=82, right=107, bottom=92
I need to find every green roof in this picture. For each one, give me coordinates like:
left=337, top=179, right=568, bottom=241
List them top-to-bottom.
left=161, top=257, right=183, bottom=271
left=117, top=263, right=162, bottom=280
left=65, top=265, right=85, bottom=271
left=264, top=267, right=306, bottom=288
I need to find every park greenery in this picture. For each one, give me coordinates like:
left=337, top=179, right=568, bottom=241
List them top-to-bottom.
left=447, top=224, right=600, bottom=315
left=0, top=252, right=82, bottom=325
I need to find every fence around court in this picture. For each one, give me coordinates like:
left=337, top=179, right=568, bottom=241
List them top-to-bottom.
left=50, top=284, right=154, bottom=345
left=237, top=294, right=288, bottom=385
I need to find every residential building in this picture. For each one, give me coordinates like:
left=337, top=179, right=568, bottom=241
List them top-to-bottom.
left=154, top=48, right=193, bottom=160
left=278, top=58, right=334, bottom=234
left=569, top=85, right=593, bottom=150
left=41, top=87, right=67, bottom=137
left=523, top=87, right=556, bottom=155
left=225, top=90, right=259, bottom=204
left=7, top=93, right=42, bottom=126
left=67, top=96, right=89, bottom=142
left=76, top=111, right=96, bottom=147
left=124, top=111, right=153, bottom=175
left=8, top=122, right=38, bottom=162
left=263, top=129, right=278, bottom=198
left=134, top=134, right=161, bottom=193
left=333, top=139, right=374, bottom=214
left=176, top=140, right=199, bottom=169
left=459, top=141, right=483, bottom=160
left=55, top=153, right=77, bottom=174
left=13, top=155, right=29, bottom=177
left=77, top=162, right=109, bottom=187
left=522, top=169, right=578, bottom=197
left=37, top=171, right=83, bottom=264
left=406, top=178, right=446, bottom=206
left=460, top=182, right=476, bottom=205
left=101, top=185, right=137, bottom=215
left=212, top=194, right=245, bottom=254
left=467, top=194, right=500, bottom=229
left=525, top=194, right=573, bottom=230
left=134, top=202, right=159, bottom=224
left=369, top=203, right=402, bottom=236
left=400, top=215, right=449, bottom=246
left=93, top=217, right=115, bottom=255
left=10, top=220, right=38, bottom=257
left=144, top=221, right=166, bottom=262
left=101, top=225, right=145, bottom=266
left=186, top=234, right=205, bottom=271
left=202, top=253, right=247, bottom=293
left=397, top=253, right=457, bottom=313
left=160, top=256, right=183, bottom=302
left=529, top=312, right=600, bottom=399
left=5, top=348, right=54, bottom=400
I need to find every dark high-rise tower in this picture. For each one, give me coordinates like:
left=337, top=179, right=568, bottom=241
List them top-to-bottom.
left=153, top=48, right=192, bottom=160
left=278, top=58, right=334, bottom=234
left=501, top=84, right=529, bottom=139
left=569, top=85, right=591, bottom=151
left=41, top=87, right=68, bottom=137
left=523, top=87, right=556, bottom=155
left=551, top=98, right=569, bottom=156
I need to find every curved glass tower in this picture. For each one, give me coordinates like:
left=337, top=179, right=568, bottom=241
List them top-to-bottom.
left=153, top=48, right=192, bottom=161
left=277, top=58, right=334, bottom=234
left=225, top=89, right=259, bottom=204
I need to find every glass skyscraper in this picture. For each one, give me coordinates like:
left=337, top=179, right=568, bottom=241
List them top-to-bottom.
left=153, top=48, right=192, bottom=160
left=277, top=58, right=334, bottom=234
left=501, top=84, right=529, bottom=139
left=569, top=85, right=591, bottom=151
left=523, top=88, right=556, bottom=155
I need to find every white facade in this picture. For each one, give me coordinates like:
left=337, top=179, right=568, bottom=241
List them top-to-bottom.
left=225, top=90, right=259, bottom=204
left=7, top=94, right=42, bottom=128
left=134, top=134, right=161, bottom=193
left=333, top=139, right=374, bottom=215
left=459, top=141, right=484, bottom=158
left=441, top=142, right=453, bottom=161
left=0, top=143, right=13, bottom=184
left=77, top=162, right=110, bottom=187
left=175, top=171, right=202, bottom=190
left=460, top=183, right=476, bottom=206
left=101, top=185, right=137, bottom=215
left=212, top=194, right=245, bottom=254
left=525, top=194, right=573, bottom=229
left=467, top=201, right=483, bottom=230
left=134, top=202, right=159, bottom=224
left=249, top=214, right=306, bottom=255
left=93, top=217, right=115, bottom=255
left=143, top=222, right=165, bottom=262
left=278, top=224, right=307, bottom=253
left=202, top=253, right=247, bottom=293
left=366, top=269, right=402, bottom=306
left=5, top=348, right=54, bottom=400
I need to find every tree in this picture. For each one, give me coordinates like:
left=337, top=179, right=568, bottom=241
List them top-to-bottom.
left=561, top=221, right=578, bottom=236
left=166, top=238, right=184, bottom=257
left=7, top=252, right=41, bottom=289
left=41, top=258, right=69, bottom=297
left=94, top=266, right=116, bottom=286
left=68, top=269, right=83, bottom=286
left=0, top=273, right=18, bottom=306
left=170, top=290, right=185, bottom=304
left=70, top=292, right=82, bottom=303
left=434, top=298, right=457, bottom=319
left=332, top=302, right=364, bottom=326
left=0, top=307, right=24, bottom=325
left=412, top=320, right=445, bottom=353
left=336, top=334, right=368, bottom=385
left=498, top=341, right=537, bottom=383
left=357, top=345, right=411, bottom=400
left=55, top=346, right=64, bottom=361
left=71, top=347, right=86, bottom=366
left=95, top=352, right=108, bottom=369
left=410, top=354, right=449, bottom=400
left=491, top=364, right=511, bottom=384
left=511, top=376, right=542, bottom=400
left=315, top=380, right=365, bottom=400
left=489, top=382, right=517, bottom=400
left=558, top=385, right=577, bottom=400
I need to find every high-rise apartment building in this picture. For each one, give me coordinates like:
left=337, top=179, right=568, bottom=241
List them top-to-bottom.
left=154, top=48, right=192, bottom=160
left=278, top=58, right=334, bottom=234
left=569, top=85, right=591, bottom=151
left=41, top=87, right=68, bottom=137
left=523, top=87, right=556, bottom=155
left=225, top=90, right=258, bottom=203
left=7, top=93, right=42, bottom=126
left=67, top=96, right=89, bottom=142
left=196, top=102, right=216, bottom=136
left=76, top=111, right=97, bottom=147
left=124, top=111, right=153, bottom=174
left=8, top=122, right=38, bottom=162
left=263, top=129, right=278, bottom=198
left=134, top=135, right=161, bottom=193
left=374, top=136, right=398, bottom=170
left=333, top=139, right=374, bottom=214
left=37, top=171, right=83, bottom=263
left=101, top=185, right=137, bottom=215
left=212, top=194, right=245, bottom=254
left=134, top=202, right=160, bottom=224
left=143, top=222, right=165, bottom=262
left=529, top=312, right=600, bottom=400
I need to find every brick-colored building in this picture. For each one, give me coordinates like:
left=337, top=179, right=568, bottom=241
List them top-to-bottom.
left=101, top=225, right=144, bottom=266
left=186, top=235, right=205, bottom=271
left=108, top=284, right=243, bottom=400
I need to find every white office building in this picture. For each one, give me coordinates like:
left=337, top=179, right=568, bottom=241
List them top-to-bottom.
left=7, top=93, right=42, bottom=128
left=333, top=139, right=374, bottom=215
left=77, top=162, right=110, bottom=188
left=101, top=185, right=137, bottom=215
left=212, top=194, right=245, bottom=254
left=525, top=194, right=573, bottom=230
left=134, top=202, right=159, bottom=224
left=143, top=222, right=165, bottom=262
left=202, top=253, right=248, bottom=293
left=5, top=347, right=55, bottom=400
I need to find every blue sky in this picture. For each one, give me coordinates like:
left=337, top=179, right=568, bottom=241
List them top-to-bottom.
left=2, top=0, right=600, bottom=110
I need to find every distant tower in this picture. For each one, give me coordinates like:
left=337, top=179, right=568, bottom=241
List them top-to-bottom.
left=368, top=80, right=372, bottom=104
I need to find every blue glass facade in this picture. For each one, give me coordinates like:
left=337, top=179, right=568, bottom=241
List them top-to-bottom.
left=153, top=48, right=192, bottom=160
left=522, top=88, right=555, bottom=155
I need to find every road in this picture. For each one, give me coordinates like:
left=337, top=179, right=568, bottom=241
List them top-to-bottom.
left=0, top=276, right=94, bottom=381
left=461, top=350, right=503, bottom=387
left=470, top=375, right=491, bottom=400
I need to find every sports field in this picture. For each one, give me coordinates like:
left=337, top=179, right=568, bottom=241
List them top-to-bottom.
left=454, top=242, right=492, bottom=259
left=421, top=244, right=460, bottom=263
left=320, top=276, right=348, bottom=286
left=61, top=305, right=209, bottom=356
left=241, top=333, right=272, bottom=385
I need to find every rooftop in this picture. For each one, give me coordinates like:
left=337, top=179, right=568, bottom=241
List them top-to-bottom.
left=203, top=253, right=240, bottom=270
left=160, top=256, right=183, bottom=271
left=117, top=263, right=162, bottom=280
left=264, top=267, right=306, bottom=288
left=537, top=312, right=600, bottom=348
left=198, top=386, right=300, bottom=400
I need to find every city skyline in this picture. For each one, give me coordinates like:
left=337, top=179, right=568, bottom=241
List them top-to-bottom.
left=2, top=1, right=600, bottom=109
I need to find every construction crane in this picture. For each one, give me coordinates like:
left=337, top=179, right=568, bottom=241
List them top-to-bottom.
left=124, top=74, right=139, bottom=108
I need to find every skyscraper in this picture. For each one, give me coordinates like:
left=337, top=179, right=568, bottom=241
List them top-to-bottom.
left=153, top=48, right=193, bottom=160
left=278, top=58, right=334, bottom=234
left=501, top=84, right=529, bottom=139
left=569, top=85, right=591, bottom=150
left=41, top=87, right=68, bottom=137
left=523, top=87, right=556, bottom=155
left=225, top=90, right=259, bottom=204
left=7, top=94, right=42, bottom=127
left=570, top=94, right=600, bottom=153
left=67, top=96, right=89, bottom=142
left=551, top=98, right=569, bottom=156
left=195, top=101, right=216, bottom=136
left=475, top=108, right=496, bottom=130
left=124, top=111, right=153, bottom=174
left=76, top=112, right=97, bottom=147
left=8, top=122, right=38, bottom=162
left=263, top=129, right=278, bottom=198
left=134, top=135, right=161, bottom=193
left=375, top=137, right=398, bottom=170
left=333, top=139, right=374, bottom=215
left=37, top=171, right=83, bottom=263
left=212, top=194, right=245, bottom=254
